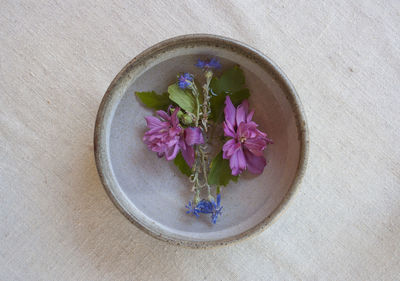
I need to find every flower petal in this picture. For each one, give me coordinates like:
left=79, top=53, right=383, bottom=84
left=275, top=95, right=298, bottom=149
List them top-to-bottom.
left=224, top=96, right=236, bottom=128
left=241, top=100, right=249, bottom=116
left=236, top=103, right=246, bottom=126
left=170, top=107, right=180, bottom=127
left=156, top=110, right=170, bottom=121
left=246, top=110, right=255, bottom=122
left=144, top=116, right=165, bottom=129
left=223, top=121, right=236, bottom=138
left=238, top=122, right=257, bottom=139
left=184, top=127, right=204, bottom=146
left=244, top=137, right=267, bottom=156
left=222, top=139, right=240, bottom=159
left=165, top=144, right=180, bottom=160
left=181, top=144, right=195, bottom=167
left=229, top=147, right=246, bottom=176
left=244, top=148, right=266, bottom=174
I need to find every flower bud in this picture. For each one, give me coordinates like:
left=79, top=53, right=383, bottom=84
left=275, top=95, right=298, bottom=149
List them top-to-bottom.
left=182, top=113, right=194, bottom=125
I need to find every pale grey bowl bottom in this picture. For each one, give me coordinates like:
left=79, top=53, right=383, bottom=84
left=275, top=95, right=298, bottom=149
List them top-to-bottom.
left=96, top=37, right=306, bottom=247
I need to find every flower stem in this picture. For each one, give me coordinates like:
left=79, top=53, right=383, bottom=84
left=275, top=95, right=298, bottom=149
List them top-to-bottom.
left=201, top=70, right=212, bottom=132
left=188, top=71, right=214, bottom=201
left=190, top=82, right=201, bottom=127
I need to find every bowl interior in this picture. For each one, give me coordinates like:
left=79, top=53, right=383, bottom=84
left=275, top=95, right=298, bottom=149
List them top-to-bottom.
left=104, top=41, right=303, bottom=244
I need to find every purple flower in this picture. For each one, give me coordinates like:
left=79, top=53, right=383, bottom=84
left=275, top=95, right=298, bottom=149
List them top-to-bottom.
left=195, top=58, right=221, bottom=70
left=178, top=73, right=193, bottom=89
left=222, top=96, right=273, bottom=176
left=143, top=108, right=204, bottom=167
left=179, top=126, right=204, bottom=167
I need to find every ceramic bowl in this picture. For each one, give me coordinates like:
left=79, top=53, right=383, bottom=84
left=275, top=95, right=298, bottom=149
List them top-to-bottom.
left=94, top=34, right=308, bottom=248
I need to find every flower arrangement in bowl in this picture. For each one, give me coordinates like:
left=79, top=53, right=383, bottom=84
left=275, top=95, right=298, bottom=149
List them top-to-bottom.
left=94, top=34, right=308, bottom=248
left=138, top=58, right=273, bottom=224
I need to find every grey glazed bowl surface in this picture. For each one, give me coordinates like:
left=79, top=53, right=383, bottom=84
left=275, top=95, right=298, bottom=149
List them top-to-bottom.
left=94, top=34, right=308, bottom=248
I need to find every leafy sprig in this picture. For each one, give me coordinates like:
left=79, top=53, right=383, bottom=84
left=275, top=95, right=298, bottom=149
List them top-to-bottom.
left=136, top=61, right=255, bottom=224
left=136, top=65, right=249, bottom=188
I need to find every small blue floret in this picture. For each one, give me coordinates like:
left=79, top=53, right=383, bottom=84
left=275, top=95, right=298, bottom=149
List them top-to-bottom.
left=195, top=58, right=221, bottom=70
left=178, top=73, right=193, bottom=89
left=185, top=194, right=223, bottom=224
left=185, top=201, right=200, bottom=218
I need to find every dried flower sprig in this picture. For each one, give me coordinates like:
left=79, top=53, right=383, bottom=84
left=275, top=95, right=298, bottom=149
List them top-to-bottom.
left=135, top=58, right=272, bottom=224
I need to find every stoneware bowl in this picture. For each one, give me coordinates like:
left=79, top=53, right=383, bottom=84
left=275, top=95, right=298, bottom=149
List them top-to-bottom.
left=94, top=34, right=308, bottom=248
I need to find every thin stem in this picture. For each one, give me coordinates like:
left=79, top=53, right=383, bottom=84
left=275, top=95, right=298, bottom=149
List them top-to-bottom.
left=187, top=71, right=214, bottom=201
left=201, top=71, right=212, bottom=132
left=189, top=82, right=201, bottom=127
left=200, top=146, right=211, bottom=198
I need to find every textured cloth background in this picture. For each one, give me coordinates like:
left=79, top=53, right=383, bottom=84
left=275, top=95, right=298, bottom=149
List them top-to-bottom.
left=1, top=1, right=399, bottom=280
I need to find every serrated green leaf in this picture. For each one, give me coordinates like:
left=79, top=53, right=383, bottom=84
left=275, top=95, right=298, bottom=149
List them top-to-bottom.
left=210, top=65, right=245, bottom=96
left=168, top=84, right=196, bottom=113
left=209, top=88, right=250, bottom=123
left=135, top=91, right=171, bottom=111
left=208, top=151, right=238, bottom=187
left=173, top=152, right=192, bottom=177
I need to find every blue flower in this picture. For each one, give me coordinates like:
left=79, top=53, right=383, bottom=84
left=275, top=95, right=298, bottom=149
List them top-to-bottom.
left=195, top=58, right=221, bottom=70
left=178, top=73, right=193, bottom=89
left=185, top=194, right=223, bottom=224
left=211, top=194, right=223, bottom=224
left=196, top=200, right=214, bottom=214
left=185, top=201, right=200, bottom=217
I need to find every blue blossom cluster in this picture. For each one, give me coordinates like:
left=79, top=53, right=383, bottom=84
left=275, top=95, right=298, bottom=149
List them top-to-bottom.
left=178, top=58, right=221, bottom=90
left=195, top=58, right=221, bottom=70
left=178, top=73, right=193, bottom=89
left=186, top=194, right=223, bottom=224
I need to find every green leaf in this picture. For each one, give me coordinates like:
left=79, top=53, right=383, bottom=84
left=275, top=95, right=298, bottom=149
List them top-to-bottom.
left=210, top=65, right=245, bottom=96
left=209, top=66, right=250, bottom=123
left=168, top=84, right=196, bottom=113
left=209, top=88, right=250, bottom=123
left=230, top=88, right=250, bottom=106
left=135, top=91, right=171, bottom=111
left=208, top=151, right=238, bottom=187
left=173, top=152, right=192, bottom=177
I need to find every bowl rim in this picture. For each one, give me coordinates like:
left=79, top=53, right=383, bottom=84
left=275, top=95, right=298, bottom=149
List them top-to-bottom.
left=94, top=34, right=309, bottom=248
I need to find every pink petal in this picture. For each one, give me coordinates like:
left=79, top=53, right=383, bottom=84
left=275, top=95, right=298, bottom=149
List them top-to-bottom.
left=224, top=96, right=236, bottom=128
left=241, top=100, right=249, bottom=116
left=236, top=103, right=246, bottom=126
left=170, top=107, right=180, bottom=127
left=156, top=110, right=170, bottom=121
left=246, top=110, right=254, bottom=122
left=145, top=116, right=165, bottom=129
left=223, top=121, right=236, bottom=138
left=236, top=122, right=246, bottom=138
left=239, top=122, right=257, bottom=138
left=168, top=127, right=181, bottom=138
left=184, top=127, right=204, bottom=146
left=165, top=136, right=180, bottom=147
left=244, top=138, right=266, bottom=156
left=222, top=139, right=241, bottom=159
left=165, top=143, right=180, bottom=160
left=181, top=144, right=195, bottom=167
left=229, top=147, right=246, bottom=176
left=244, top=148, right=266, bottom=174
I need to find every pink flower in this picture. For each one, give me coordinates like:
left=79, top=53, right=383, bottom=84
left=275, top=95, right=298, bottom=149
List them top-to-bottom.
left=222, top=97, right=272, bottom=176
left=143, top=108, right=204, bottom=167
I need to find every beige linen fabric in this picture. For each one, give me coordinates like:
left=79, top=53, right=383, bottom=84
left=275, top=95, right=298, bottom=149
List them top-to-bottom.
left=1, top=1, right=399, bottom=280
